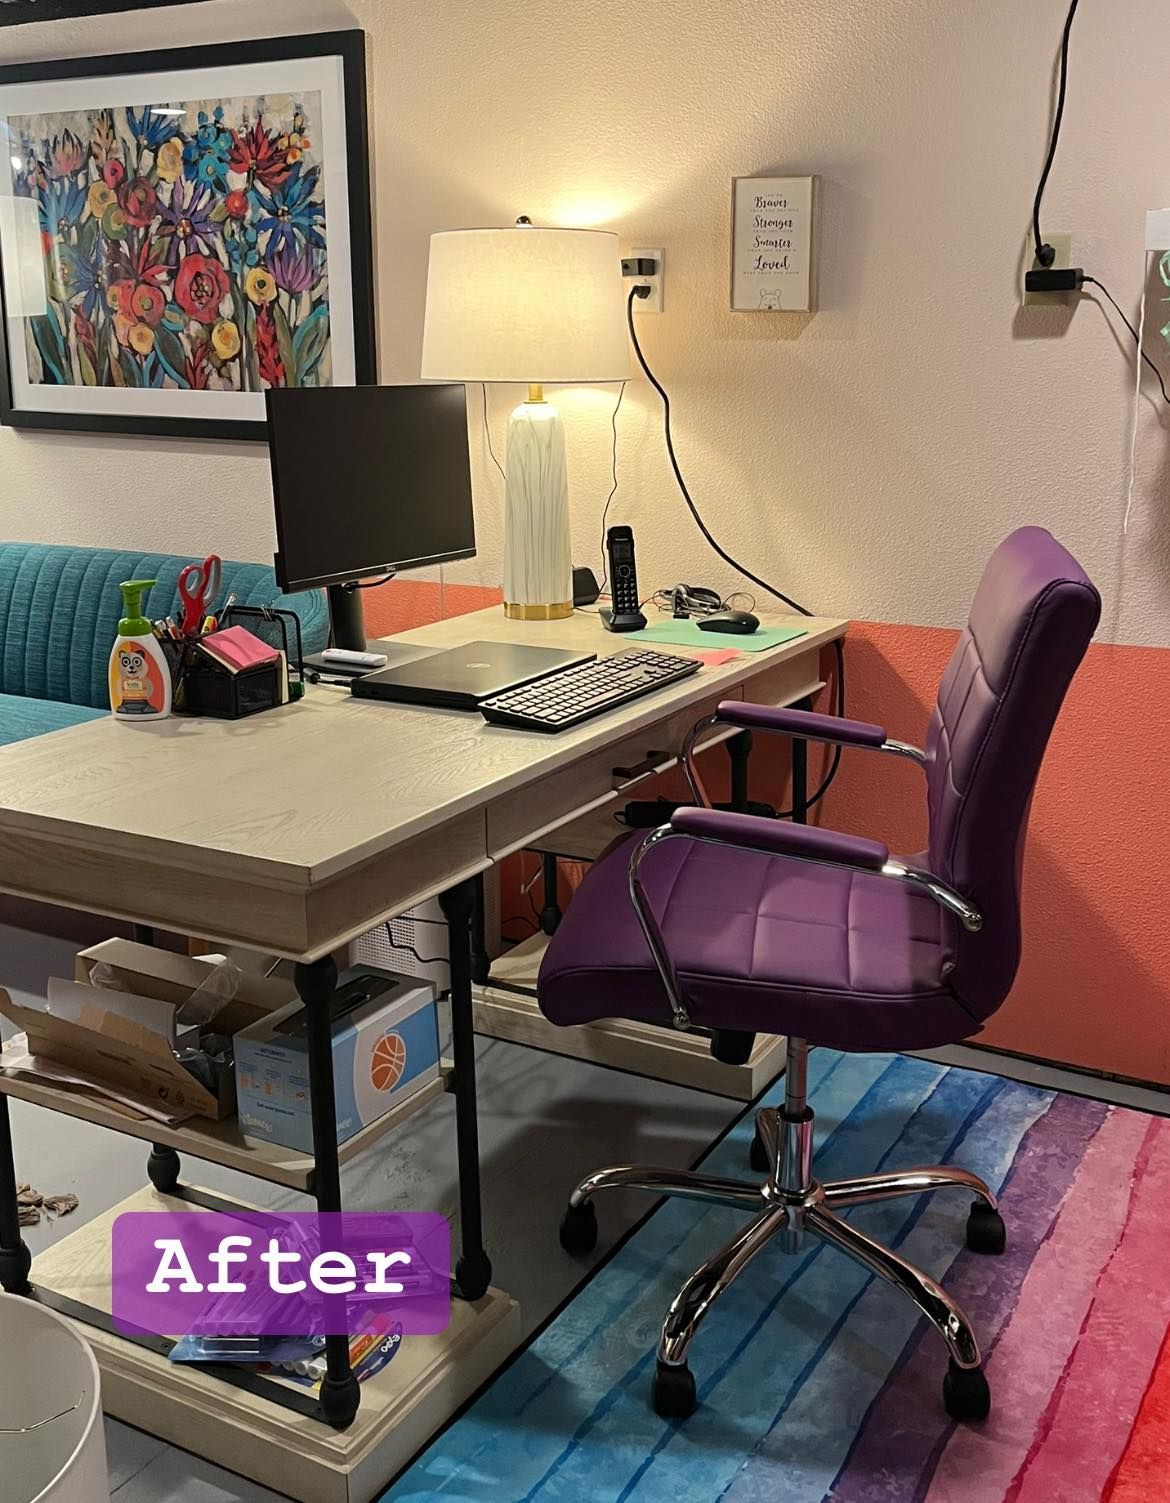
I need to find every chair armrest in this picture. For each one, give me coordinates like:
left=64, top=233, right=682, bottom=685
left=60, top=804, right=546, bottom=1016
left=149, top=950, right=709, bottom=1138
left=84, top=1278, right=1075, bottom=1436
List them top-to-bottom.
left=713, top=701, right=927, bottom=768
left=716, top=701, right=887, bottom=747
left=669, top=807, right=889, bottom=870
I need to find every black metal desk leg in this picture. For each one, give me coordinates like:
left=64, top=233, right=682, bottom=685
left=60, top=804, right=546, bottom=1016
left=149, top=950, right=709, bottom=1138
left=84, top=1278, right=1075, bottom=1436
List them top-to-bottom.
left=791, top=695, right=812, bottom=825
left=727, top=729, right=753, bottom=814
left=539, top=853, right=562, bottom=935
left=470, top=872, right=490, bottom=986
left=439, top=878, right=492, bottom=1301
left=131, top=923, right=155, bottom=946
left=294, top=954, right=360, bottom=1431
left=0, top=1094, right=31, bottom=1293
left=146, top=1144, right=181, bottom=1193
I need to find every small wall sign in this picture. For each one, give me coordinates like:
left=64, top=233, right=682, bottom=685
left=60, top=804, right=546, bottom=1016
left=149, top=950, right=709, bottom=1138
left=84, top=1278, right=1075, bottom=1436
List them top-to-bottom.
left=731, top=175, right=816, bottom=312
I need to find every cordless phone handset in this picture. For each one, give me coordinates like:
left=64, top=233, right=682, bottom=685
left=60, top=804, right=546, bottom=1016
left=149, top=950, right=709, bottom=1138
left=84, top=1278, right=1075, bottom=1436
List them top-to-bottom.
left=601, top=526, right=648, bottom=632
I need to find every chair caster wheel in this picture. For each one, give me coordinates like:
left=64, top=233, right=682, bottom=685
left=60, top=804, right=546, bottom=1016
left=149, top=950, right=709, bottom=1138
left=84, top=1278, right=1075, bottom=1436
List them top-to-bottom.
left=749, top=1130, right=769, bottom=1174
left=559, top=1200, right=598, bottom=1255
left=966, top=1202, right=1006, bottom=1255
left=651, top=1360, right=696, bottom=1420
left=943, top=1360, right=991, bottom=1422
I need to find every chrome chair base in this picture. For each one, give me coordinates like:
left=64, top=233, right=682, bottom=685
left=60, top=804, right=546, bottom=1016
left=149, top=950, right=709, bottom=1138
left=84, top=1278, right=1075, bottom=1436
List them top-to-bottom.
left=560, top=1039, right=1002, bottom=1424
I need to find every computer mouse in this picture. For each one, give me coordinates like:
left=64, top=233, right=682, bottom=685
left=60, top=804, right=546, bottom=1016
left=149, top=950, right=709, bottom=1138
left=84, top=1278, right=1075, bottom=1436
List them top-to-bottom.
left=697, top=609, right=760, bottom=635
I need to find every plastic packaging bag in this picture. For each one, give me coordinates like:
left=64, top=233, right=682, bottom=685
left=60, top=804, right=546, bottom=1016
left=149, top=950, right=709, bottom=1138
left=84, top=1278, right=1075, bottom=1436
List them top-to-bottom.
left=176, top=958, right=243, bottom=1028
left=86, top=962, right=129, bottom=993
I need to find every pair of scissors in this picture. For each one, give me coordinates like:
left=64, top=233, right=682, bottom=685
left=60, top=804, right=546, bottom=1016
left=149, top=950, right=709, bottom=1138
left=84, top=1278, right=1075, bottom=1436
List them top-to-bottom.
left=178, top=553, right=222, bottom=636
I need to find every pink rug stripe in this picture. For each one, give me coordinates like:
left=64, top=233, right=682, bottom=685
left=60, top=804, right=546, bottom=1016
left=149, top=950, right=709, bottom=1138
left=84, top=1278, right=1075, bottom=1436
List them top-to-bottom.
left=925, top=1106, right=1150, bottom=1503
left=1004, top=1117, right=1170, bottom=1503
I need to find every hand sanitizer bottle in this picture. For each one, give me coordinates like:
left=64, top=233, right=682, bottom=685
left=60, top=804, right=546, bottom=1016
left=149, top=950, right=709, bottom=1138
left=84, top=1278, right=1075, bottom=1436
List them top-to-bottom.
left=109, top=579, right=172, bottom=720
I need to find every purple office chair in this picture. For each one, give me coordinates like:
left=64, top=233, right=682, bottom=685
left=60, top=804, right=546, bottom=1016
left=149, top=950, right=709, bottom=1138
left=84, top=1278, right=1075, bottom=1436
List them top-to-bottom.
left=537, top=527, right=1100, bottom=1424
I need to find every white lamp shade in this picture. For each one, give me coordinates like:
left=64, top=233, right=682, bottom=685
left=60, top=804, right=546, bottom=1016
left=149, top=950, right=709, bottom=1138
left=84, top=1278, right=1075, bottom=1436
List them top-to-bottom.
left=421, top=226, right=629, bottom=384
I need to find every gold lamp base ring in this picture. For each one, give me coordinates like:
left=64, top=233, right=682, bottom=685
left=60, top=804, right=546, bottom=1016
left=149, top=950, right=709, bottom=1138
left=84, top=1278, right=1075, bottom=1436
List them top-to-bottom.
left=504, top=600, right=573, bottom=621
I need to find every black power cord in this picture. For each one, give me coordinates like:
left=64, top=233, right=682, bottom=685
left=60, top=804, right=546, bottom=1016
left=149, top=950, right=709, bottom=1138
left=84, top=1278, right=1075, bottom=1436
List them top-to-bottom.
left=1032, top=0, right=1080, bottom=268
left=1026, top=5, right=1170, bottom=410
left=1081, top=277, right=1170, bottom=406
left=624, top=285, right=846, bottom=811
left=597, top=379, right=627, bottom=594
left=480, top=382, right=507, bottom=481
left=349, top=575, right=396, bottom=590
left=384, top=921, right=446, bottom=969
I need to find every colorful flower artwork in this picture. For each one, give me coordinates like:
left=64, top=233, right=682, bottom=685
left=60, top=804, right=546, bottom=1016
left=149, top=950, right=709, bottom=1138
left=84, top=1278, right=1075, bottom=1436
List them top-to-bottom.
left=0, top=33, right=373, bottom=438
left=8, top=92, right=331, bottom=395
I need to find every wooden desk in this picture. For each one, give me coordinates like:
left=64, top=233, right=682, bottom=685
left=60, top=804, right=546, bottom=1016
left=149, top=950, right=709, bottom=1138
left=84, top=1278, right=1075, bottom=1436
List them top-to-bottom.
left=0, top=604, right=845, bottom=1501
left=0, top=607, right=845, bottom=956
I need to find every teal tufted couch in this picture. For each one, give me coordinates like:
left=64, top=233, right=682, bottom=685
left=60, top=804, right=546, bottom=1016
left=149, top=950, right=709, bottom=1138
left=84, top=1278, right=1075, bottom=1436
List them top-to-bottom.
left=0, top=542, right=329, bottom=748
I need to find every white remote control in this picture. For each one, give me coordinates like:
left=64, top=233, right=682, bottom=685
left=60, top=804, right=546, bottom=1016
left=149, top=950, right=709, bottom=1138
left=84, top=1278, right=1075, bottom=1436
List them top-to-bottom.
left=321, top=648, right=388, bottom=668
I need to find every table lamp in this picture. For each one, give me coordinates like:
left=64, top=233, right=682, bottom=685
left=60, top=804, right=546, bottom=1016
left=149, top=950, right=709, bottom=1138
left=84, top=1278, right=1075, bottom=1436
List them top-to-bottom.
left=421, top=221, right=629, bottom=619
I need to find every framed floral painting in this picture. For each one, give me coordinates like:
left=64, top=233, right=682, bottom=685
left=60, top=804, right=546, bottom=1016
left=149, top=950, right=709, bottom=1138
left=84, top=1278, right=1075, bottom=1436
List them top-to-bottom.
left=0, top=30, right=375, bottom=439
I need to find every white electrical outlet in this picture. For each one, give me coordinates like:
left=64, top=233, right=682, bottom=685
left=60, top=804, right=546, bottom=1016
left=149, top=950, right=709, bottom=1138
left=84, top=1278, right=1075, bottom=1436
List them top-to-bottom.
left=1022, top=232, right=1073, bottom=306
left=629, top=246, right=664, bottom=313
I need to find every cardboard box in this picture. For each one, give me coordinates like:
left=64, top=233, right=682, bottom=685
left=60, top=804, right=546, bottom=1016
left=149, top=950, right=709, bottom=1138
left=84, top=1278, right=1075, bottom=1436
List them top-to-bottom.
left=0, top=939, right=296, bottom=1121
left=74, top=939, right=293, bottom=1034
left=234, top=967, right=440, bottom=1152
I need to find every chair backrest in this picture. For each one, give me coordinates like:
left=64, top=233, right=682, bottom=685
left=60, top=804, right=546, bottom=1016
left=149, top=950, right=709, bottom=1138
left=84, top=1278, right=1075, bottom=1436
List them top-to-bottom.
left=924, top=527, right=1100, bottom=1022
left=0, top=543, right=330, bottom=711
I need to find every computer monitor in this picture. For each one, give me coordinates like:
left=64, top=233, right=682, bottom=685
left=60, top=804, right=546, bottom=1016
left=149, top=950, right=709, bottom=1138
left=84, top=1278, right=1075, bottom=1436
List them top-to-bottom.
left=265, top=383, right=476, bottom=650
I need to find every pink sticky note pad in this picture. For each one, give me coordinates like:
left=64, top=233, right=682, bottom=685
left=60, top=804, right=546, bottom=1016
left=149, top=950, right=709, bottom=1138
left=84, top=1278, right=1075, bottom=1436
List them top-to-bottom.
left=690, top=648, right=742, bottom=667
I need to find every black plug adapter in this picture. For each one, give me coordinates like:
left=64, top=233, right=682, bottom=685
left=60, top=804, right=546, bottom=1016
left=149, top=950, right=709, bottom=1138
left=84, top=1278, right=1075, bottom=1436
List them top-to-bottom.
left=1025, top=266, right=1084, bottom=293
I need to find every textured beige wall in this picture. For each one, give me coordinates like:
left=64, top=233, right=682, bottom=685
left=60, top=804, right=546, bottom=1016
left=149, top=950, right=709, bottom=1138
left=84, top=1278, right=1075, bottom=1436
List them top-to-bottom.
left=1, top=0, right=1167, bottom=643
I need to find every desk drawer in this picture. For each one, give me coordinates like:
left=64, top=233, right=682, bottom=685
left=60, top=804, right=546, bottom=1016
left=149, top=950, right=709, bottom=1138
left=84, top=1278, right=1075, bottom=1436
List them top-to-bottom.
left=484, top=644, right=828, bottom=859
left=736, top=649, right=826, bottom=713
left=487, top=686, right=739, bottom=858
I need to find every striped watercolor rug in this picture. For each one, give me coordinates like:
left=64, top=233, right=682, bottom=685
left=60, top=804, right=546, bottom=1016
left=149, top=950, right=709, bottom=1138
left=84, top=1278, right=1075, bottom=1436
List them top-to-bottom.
left=383, top=1052, right=1170, bottom=1503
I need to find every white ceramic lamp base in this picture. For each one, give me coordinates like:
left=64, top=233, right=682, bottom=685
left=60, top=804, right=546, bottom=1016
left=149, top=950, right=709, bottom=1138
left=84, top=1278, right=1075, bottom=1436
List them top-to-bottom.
left=503, top=396, right=573, bottom=620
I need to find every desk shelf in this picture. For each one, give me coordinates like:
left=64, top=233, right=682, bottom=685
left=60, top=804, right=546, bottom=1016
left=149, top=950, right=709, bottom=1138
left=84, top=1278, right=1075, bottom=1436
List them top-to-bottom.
left=0, top=1063, right=453, bottom=1193
left=30, top=1184, right=520, bottom=1503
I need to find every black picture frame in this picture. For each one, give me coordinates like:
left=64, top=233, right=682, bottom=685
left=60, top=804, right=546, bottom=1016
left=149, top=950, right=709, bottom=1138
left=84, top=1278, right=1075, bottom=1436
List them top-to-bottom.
left=0, top=2, right=215, bottom=26
left=0, top=29, right=376, bottom=442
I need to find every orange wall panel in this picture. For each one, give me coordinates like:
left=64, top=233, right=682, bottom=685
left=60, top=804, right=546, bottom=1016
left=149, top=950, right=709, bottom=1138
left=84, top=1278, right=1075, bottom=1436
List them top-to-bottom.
left=362, top=579, right=501, bottom=639
left=819, top=623, right=1170, bottom=1085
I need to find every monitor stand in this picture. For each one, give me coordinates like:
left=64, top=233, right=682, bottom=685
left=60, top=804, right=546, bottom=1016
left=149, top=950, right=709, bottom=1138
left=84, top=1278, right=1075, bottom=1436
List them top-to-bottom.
left=303, top=579, right=440, bottom=678
left=327, top=582, right=367, bottom=652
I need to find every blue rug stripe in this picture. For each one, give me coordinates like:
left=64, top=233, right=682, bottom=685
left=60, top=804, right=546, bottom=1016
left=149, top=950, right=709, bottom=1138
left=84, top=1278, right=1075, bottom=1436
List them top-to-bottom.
left=384, top=1051, right=899, bottom=1500
left=511, top=1060, right=949, bottom=1503
left=611, top=1072, right=1022, bottom=1503
left=714, top=1082, right=1054, bottom=1503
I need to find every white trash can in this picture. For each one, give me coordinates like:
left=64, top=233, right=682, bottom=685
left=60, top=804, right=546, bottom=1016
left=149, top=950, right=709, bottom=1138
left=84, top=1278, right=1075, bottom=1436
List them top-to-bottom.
left=0, top=1293, right=108, bottom=1502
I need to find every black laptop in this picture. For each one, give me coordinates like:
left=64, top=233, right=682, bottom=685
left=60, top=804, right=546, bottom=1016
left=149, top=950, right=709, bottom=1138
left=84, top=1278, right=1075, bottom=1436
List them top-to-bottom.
left=350, top=640, right=594, bottom=711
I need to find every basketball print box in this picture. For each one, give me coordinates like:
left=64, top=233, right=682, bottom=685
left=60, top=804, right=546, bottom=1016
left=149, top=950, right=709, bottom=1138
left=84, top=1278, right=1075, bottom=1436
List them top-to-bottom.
left=234, top=968, right=439, bottom=1153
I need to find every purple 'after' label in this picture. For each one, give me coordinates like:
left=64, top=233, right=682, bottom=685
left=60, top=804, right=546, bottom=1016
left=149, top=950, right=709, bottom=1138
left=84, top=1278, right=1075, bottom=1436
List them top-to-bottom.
left=111, top=1211, right=450, bottom=1337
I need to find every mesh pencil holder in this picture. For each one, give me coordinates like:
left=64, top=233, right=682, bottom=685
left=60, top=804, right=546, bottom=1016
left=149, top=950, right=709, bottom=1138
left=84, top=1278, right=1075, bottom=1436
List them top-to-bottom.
left=167, top=632, right=283, bottom=720
left=175, top=648, right=283, bottom=719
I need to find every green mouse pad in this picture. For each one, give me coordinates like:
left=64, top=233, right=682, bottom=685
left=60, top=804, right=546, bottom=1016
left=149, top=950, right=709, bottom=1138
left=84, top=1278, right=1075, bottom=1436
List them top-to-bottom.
left=626, top=620, right=808, bottom=652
